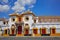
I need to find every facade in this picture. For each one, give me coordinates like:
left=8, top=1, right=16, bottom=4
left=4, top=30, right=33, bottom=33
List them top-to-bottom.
left=0, top=11, right=60, bottom=36
left=0, top=18, right=9, bottom=36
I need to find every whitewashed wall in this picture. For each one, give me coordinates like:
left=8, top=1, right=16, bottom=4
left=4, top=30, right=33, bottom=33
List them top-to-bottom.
left=22, top=15, right=34, bottom=29
left=8, top=17, right=15, bottom=28
left=0, top=21, right=3, bottom=26
left=32, top=23, right=60, bottom=33
left=56, top=28, right=60, bottom=33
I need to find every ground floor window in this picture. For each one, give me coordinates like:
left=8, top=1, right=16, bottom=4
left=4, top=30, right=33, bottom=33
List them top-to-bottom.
left=41, top=28, right=46, bottom=34
left=51, top=28, right=56, bottom=34
left=25, top=29, right=29, bottom=34
left=33, top=29, right=38, bottom=34
left=5, top=30, right=7, bottom=34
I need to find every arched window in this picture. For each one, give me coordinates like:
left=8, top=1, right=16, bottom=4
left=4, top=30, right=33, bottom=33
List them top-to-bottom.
left=34, top=19, right=36, bottom=23
left=11, top=24, right=15, bottom=29
left=24, top=24, right=29, bottom=34
left=25, top=24, right=29, bottom=26
left=25, top=24, right=29, bottom=28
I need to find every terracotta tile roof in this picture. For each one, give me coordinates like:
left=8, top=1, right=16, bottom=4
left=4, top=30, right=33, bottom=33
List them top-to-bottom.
left=9, top=11, right=36, bottom=17
left=20, top=11, right=35, bottom=16
left=9, top=13, right=19, bottom=16
left=38, top=16, right=60, bottom=22
left=38, top=16, right=60, bottom=19
left=0, top=18, right=8, bottom=22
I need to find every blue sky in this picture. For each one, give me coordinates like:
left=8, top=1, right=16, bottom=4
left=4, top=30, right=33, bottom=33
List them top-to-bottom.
left=0, top=0, right=60, bottom=18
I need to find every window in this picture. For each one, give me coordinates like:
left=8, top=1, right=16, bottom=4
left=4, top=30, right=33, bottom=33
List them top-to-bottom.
left=25, top=16, right=29, bottom=21
left=12, top=18, right=15, bottom=21
left=34, top=19, right=36, bottom=23
left=7, top=21, right=8, bottom=24
left=3, top=22, right=5, bottom=24
left=11, top=24, right=15, bottom=29
left=41, top=28, right=46, bottom=34
left=52, top=28, right=55, bottom=34
left=25, top=29, right=29, bottom=34
left=33, top=29, right=37, bottom=34
left=5, top=30, right=7, bottom=34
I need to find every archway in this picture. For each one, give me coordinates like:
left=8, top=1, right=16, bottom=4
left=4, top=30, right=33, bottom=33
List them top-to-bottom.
left=10, top=24, right=16, bottom=36
left=24, top=24, right=30, bottom=36
left=17, top=25, right=22, bottom=34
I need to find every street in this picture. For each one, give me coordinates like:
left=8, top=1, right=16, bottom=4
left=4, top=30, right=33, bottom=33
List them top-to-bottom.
left=0, top=36, right=60, bottom=40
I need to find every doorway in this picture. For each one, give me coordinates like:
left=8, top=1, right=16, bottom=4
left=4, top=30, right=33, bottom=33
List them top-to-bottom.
left=17, top=26, right=22, bottom=34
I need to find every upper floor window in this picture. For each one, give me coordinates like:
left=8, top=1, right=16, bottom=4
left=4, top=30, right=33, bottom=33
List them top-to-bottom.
left=11, top=16, right=16, bottom=22
left=25, top=16, right=29, bottom=21
left=12, top=18, right=15, bottom=22
left=34, top=19, right=36, bottom=23
left=7, top=21, right=8, bottom=24
left=3, top=22, right=5, bottom=25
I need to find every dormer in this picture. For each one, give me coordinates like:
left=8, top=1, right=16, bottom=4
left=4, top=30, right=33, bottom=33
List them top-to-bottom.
left=21, top=10, right=36, bottom=23
left=21, top=10, right=36, bottom=17
left=9, top=13, right=19, bottom=22
left=9, top=13, right=19, bottom=16
left=33, top=17, right=38, bottom=23
left=0, top=18, right=8, bottom=26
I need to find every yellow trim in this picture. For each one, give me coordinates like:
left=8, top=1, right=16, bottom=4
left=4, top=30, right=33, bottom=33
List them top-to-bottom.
left=15, top=17, right=18, bottom=22
left=50, top=33, right=60, bottom=36
left=16, top=34, right=24, bottom=36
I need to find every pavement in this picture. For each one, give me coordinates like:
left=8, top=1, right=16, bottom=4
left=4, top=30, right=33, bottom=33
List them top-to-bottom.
left=0, top=36, right=60, bottom=40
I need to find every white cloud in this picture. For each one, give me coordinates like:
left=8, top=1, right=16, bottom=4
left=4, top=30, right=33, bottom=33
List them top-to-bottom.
left=0, top=0, right=10, bottom=12
left=2, top=0, right=8, bottom=3
left=12, top=0, right=36, bottom=13
left=17, top=0, right=36, bottom=6
left=12, top=3, right=25, bottom=12
left=0, top=5, right=10, bottom=12
left=29, top=5, right=34, bottom=8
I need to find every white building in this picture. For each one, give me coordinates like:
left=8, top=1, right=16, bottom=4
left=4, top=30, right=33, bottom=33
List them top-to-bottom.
left=0, top=11, right=60, bottom=36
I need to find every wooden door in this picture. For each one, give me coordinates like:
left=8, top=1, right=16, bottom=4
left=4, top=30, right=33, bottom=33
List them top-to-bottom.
left=18, top=26, right=22, bottom=34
